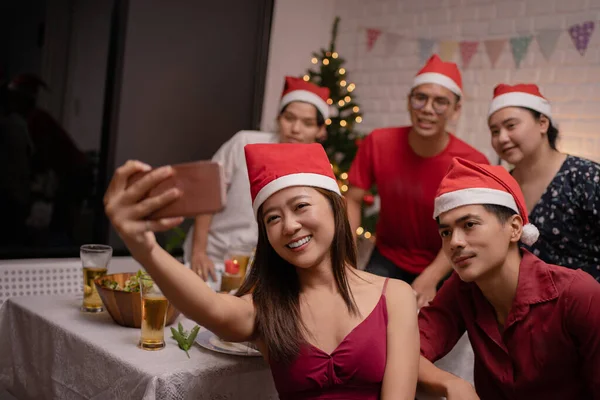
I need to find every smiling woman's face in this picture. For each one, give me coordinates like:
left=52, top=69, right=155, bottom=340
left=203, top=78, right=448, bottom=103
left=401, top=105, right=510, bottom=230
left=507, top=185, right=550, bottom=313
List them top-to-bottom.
left=488, top=106, right=547, bottom=165
left=260, top=186, right=335, bottom=270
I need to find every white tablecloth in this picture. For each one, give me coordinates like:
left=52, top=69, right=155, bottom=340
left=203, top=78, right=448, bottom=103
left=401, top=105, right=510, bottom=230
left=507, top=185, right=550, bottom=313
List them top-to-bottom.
left=0, top=295, right=278, bottom=400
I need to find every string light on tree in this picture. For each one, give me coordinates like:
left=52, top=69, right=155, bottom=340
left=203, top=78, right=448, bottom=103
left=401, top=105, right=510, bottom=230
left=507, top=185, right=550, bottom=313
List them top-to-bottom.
left=304, top=16, right=377, bottom=238
left=303, top=75, right=310, bottom=81
left=356, top=227, right=364, bottom=235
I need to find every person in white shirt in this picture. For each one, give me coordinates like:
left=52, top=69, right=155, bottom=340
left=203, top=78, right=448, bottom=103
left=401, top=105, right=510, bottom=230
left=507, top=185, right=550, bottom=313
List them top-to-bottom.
left=183, top=76, right=330, bottom=290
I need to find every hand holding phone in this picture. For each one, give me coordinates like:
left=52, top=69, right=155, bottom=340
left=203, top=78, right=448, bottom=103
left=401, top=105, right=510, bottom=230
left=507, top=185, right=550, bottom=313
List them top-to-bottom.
left=128, top=161, right=226, bottom=219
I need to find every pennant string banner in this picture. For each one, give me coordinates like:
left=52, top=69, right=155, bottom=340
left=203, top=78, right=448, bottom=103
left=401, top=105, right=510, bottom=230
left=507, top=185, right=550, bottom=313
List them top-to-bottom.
left=356, top=18, right=597, bottom=68
left=568, top=21, right=595, bottom=56
left=366, top=28, right=382, bottom=52
left=537, top=30, right=562, bottom=61
left=384, top=33, right=402, bottom=55
left=510, top=36, right=533, bottom=68
left=418, top=38, right=436, bottom=64
left=485, top=39, right=507, bottom=68
left=439, top=40, right=459, bottom=62
left=460, top=41, right=479, bottom=68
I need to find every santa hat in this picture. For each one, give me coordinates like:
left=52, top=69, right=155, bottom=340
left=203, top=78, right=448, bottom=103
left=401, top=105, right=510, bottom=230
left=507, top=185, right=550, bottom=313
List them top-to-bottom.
left=412, top=54, right=462, bottom=96
left=279, top=76, right=330, bottom=119
left=488, top=83, right=552, bottom=122
left=245, top=143, right=340, bottom=216
left=433, top=157, right=539, bottom=246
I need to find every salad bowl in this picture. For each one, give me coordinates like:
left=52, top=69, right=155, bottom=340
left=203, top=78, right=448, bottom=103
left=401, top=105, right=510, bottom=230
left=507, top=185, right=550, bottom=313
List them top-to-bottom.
left=94, top=272, right=180, bottom=328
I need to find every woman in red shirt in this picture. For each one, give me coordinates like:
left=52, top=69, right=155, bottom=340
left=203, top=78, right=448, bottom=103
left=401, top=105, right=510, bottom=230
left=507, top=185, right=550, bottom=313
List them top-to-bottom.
left=104, top=143, right=419, bottom=399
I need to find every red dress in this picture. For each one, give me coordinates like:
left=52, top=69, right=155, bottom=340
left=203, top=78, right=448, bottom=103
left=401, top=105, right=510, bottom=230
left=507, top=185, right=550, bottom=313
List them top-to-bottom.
left=270, top=279, right=389, bottom=399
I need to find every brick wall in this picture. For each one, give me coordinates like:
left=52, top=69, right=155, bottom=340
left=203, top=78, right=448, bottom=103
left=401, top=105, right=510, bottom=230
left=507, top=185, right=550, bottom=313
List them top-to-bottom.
left=332, top=0, right=600, bottom=163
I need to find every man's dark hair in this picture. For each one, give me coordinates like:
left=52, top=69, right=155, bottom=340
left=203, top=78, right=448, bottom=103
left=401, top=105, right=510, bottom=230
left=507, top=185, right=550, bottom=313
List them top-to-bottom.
left=436, top=204, right=517, bottom=225
left=483, top=204, right=517, bottom=224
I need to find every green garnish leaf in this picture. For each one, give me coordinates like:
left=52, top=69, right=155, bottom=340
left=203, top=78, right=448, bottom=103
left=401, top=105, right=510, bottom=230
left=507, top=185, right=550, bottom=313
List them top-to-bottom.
left=171, top=324, right=200, bottom=358
left=186, top=325, right=200, bottom=348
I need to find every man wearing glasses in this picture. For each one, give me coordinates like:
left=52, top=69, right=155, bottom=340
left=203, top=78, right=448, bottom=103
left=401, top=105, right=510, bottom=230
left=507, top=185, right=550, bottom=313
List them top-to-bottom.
left=346, top=55, right=488, bottom=308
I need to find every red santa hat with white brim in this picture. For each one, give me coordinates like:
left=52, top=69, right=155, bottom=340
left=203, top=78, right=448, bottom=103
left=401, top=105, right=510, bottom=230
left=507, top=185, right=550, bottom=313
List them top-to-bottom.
left=412, top=54, right=463, bottom=97
left=279, top=76, right=330, bottom=119
left=488, top=83, right=552, bottom=122
left=245, top=143, right=340, bottom=217
left=433, top=157, right=539, bottom=246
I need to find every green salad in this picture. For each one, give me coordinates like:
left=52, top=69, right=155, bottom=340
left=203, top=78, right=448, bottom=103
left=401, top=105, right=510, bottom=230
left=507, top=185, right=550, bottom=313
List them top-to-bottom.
left=100, top=270, right=153, bottom=292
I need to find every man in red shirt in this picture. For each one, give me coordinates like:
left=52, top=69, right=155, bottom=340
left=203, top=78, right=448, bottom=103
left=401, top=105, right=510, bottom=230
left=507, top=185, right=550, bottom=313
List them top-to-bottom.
left=347, top=55, right=488, bottom=307
left=418, top=158, right=600, bottom=399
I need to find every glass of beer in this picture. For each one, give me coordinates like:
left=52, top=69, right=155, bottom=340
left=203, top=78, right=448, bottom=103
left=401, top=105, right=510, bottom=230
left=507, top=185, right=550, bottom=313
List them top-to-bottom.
left=80, top=244, right=112, bottom=312
left=138, top=276, right=169, bottom=350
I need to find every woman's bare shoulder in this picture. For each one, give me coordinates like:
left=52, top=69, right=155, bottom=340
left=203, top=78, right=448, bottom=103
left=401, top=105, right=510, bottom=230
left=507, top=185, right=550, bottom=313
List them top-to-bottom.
left=350, top=269, right=387, bottom=290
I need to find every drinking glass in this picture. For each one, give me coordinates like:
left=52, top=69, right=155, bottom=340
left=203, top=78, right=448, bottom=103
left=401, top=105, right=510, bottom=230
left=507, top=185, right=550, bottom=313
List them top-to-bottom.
left=80, top=244, right=112, bottom=312
left=221, top=245, right=253, bottom=292
left=227, top=245, right=253, bottom=277
left=138, top=276, right=169, bottom=350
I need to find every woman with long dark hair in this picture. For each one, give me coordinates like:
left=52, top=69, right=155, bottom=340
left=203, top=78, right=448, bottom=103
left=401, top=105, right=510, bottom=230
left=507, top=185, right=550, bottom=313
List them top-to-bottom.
left=488, top=83, right=600, bottom=281
left=104, top=143, right=419, bottom=399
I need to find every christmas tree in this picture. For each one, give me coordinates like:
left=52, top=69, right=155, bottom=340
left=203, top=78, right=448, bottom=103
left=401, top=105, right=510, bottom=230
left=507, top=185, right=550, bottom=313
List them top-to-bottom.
left=303, top=17, right=378, bottom=238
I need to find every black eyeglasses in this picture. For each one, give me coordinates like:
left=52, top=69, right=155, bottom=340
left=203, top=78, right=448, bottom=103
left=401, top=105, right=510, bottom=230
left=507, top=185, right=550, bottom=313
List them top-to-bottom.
left=409, top=92, right=452, bottom=115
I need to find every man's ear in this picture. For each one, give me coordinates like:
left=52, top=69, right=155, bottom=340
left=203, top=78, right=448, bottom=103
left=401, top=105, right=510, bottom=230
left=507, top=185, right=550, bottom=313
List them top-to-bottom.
left=450, top=100, right=462, bottom=123
left=509, top=214, right=524, bottom=243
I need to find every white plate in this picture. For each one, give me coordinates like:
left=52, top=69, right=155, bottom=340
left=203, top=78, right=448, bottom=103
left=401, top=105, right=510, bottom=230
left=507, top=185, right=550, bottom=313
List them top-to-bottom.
left=195, top=329, right=261, bottom=357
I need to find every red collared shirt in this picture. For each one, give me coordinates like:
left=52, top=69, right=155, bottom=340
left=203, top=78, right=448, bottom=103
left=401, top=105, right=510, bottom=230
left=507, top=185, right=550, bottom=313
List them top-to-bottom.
left=419, top=250, right=600, bottom=399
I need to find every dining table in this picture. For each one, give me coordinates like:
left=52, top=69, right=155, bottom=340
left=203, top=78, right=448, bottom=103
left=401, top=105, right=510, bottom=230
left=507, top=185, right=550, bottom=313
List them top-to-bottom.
left=0, top=257, right=474, bottom=399
left=0, top=294, right=278, bottom=400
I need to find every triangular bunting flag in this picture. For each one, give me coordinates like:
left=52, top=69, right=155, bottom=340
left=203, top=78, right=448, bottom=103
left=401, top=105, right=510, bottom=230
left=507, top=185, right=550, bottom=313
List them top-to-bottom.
left=568, top=21, right=595, bottom=56
left=366, top=28, right=382, bottom=52
left=537, top=30, right=562, bottom=61
left=385, top=33, right=402, bottom=55
left=510, top=35, right=532, bottom=68
left=418, top=38, right=436, bottom=64
left=484, top=39, right=507, bottom=67
left=439, top=40, right=459, bottom=62
left=459, top=41, right=479, bottom=68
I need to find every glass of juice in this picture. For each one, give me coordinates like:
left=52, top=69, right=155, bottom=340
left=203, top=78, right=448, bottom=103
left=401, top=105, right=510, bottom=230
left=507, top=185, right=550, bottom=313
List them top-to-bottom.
left=80, top=244, right=112, bottom=312
left=138, top=275, right=169, bottom=350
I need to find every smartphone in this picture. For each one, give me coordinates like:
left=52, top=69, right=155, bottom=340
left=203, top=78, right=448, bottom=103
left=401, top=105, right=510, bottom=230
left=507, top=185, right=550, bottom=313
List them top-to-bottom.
left=128, top=161, right=226, bottom=219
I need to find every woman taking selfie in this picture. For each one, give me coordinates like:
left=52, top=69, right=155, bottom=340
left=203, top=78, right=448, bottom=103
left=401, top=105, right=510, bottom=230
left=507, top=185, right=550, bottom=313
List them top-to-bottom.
left=488, top=83, right=600, bottom=281
left=104, top=143, right=419, bottom=399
